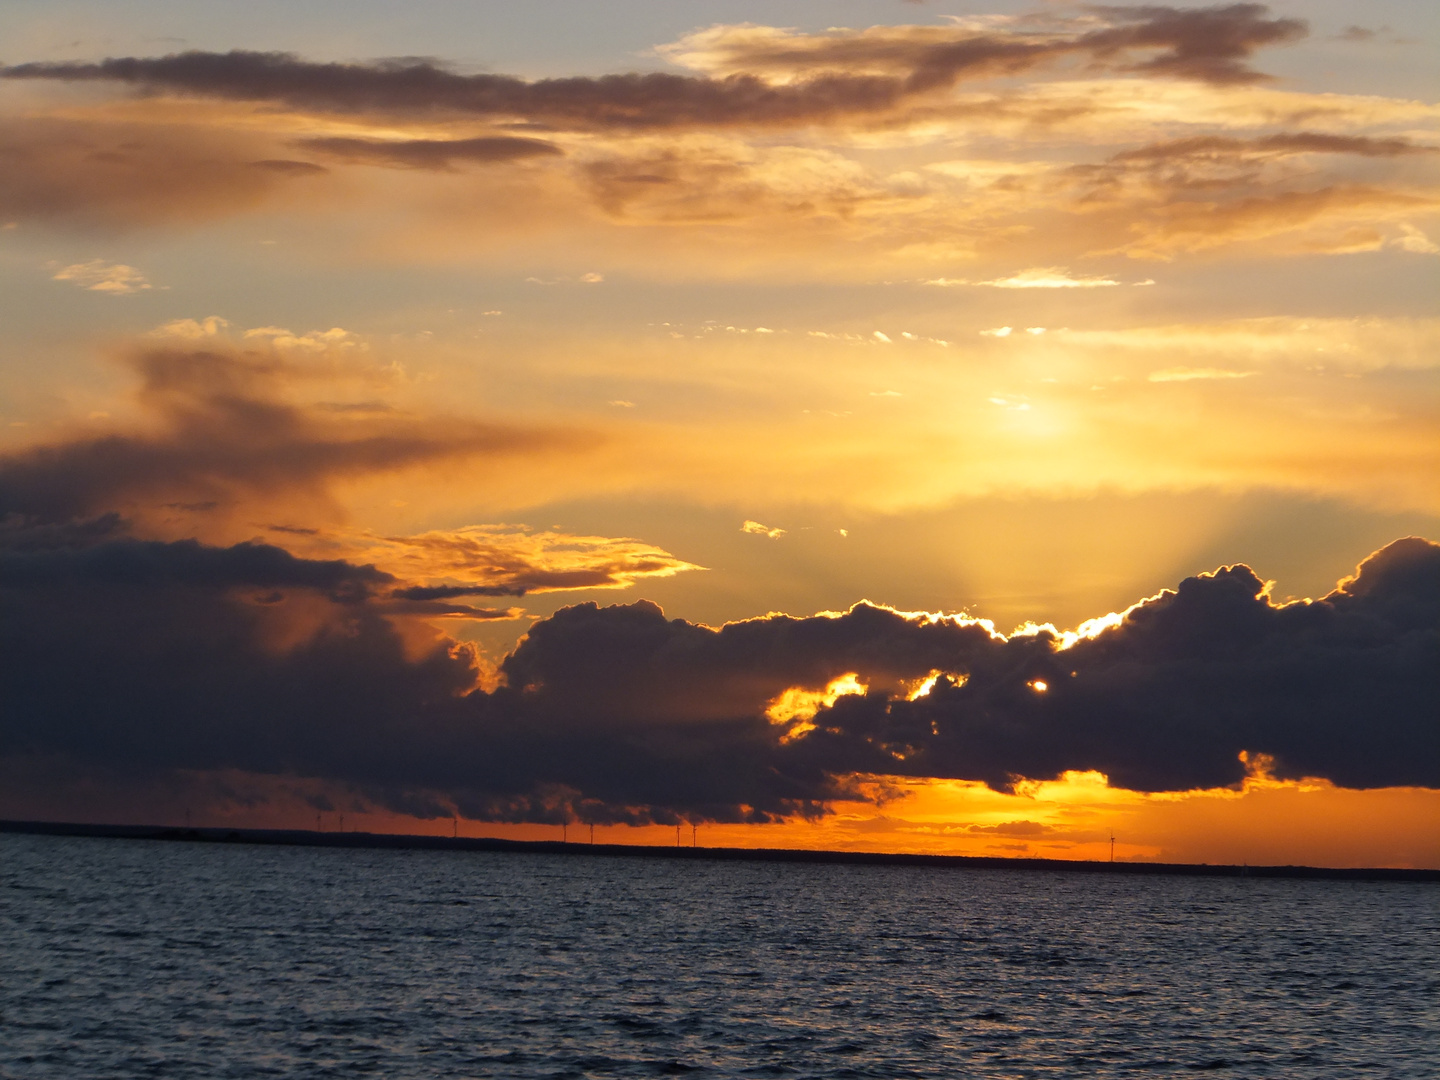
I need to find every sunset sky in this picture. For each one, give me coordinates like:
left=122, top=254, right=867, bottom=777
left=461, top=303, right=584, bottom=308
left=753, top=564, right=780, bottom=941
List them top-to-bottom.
left=1, top=0, right=1436, bottom=867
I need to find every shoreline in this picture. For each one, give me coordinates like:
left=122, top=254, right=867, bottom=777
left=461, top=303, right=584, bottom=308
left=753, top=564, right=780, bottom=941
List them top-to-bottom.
left=4, top=818, right=1435, bottom=882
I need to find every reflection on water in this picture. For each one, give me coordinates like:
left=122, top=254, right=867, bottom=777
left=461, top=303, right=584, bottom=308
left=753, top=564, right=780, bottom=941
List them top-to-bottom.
left=2, top=834, right=1435, bottom=1078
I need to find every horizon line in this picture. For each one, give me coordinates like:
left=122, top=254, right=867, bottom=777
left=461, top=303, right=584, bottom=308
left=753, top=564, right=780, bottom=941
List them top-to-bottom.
left=4, top=819, right=1435, bottom=883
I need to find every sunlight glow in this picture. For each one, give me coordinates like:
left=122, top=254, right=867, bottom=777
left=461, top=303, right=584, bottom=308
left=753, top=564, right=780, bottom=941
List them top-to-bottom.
left=903, top=670, right=967, bottom=700
left=765, top=672, right=869, bottom=739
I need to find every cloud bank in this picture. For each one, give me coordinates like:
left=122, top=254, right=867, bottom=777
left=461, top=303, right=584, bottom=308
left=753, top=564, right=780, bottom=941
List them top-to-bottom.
left=0, top=6, right=1429, bottom=270
left=2, top=6, right=1307, bottom=132
left=2, top=492, right=1434, bottom=825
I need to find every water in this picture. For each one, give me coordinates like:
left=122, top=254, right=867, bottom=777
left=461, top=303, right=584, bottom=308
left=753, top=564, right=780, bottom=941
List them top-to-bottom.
left=1, top=834, right=1436, bottom=1078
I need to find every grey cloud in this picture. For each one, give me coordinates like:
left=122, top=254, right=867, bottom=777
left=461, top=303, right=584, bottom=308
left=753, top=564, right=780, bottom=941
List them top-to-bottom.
left=1081, top=4, right=1306, bottom=83
left=1, top=7, right=1309, bottom=133
left=1337, top=25, right=1378, bottom=43
left=0, top=344, right=569, bottom=523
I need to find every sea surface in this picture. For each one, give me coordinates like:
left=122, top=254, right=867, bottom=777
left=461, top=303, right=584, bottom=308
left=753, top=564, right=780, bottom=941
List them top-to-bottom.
left=1, top=834, right=1436, bottom=1079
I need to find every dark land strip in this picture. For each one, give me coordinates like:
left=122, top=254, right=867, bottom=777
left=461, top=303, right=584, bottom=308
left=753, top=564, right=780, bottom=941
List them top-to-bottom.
left=4, top=819, right=1436, bottom=882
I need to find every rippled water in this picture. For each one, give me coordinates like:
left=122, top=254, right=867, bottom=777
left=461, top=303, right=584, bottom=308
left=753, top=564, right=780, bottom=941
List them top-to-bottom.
left=2, top=834, right=1436, bottom=1078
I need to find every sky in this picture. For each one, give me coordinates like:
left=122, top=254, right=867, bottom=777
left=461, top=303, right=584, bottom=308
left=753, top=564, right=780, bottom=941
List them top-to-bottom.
left=0, top=1, right=1436, bottom=867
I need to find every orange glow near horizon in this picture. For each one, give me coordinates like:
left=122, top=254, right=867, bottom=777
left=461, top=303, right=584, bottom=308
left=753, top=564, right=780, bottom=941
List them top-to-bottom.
left=12, top=766, right=1433, bottom=870
left=430, top=775, right=1440, bottom=869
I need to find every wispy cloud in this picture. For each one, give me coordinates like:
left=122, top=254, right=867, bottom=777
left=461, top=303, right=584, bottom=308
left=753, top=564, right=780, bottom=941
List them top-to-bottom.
left=52, top=259, right=153, bottom=294
left=979, top=268, right=1122, bottom=289
left=1148, top=367, right=1257, bottom=382
left=742, top=519, right=787, bottom=539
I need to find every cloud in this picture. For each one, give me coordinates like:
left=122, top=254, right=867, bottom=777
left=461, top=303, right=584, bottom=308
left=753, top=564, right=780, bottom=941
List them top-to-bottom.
left=1079, top=4, right=1307, bottom=84
left=662, top=6, right=1305, bottom=87
left=2, top=8, right=1308, bottom=137
left=0, top=9, right=1425, bottom=272
left=1338, top=25, right=1376, bottom=43
left=2, top=49, right=1430, bottom=263
left=0, top=117, right=328, bottom=227
left=1109, top=132, right=1439, bottom=163
left=1058, top=133, right=1440, bottom=258
left=296, top=135, right=562, bottom=170
left=577, top=140, right=892, bottom=227
left=250, top=159, right=329, bottom=176
left=1107, top=185, right=1438, bottom=258
left=1393, top=224, right=1439, bottom=254
left=51, top=259, right=152, bottom=293
left=979, top=267, right=1123, bottom=288
left=927, top=269, right=1138, bottom=289
left=153, top=315, right=231, bottom=338
left=0, top=334, right=575, bottom=524
left=1147, top=367, right=1255, bottom=382
left=741, top=519, right=786, bottom=538
left=348, top=524, right=702, bottom=597
left=0, top=526, right=485, bottom=816
left=0, top=532, right=390, bottom=598
left=1, top=532, right=1434, bottom=826
left=967, top=820, right=1050, bottom=837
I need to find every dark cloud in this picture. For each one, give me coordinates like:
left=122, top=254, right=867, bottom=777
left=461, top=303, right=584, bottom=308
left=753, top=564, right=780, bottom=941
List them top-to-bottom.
left=1081, top=4, right=1306, bottom=83
left=1, top=7, right=1308, bottom=133
left=1, top=50, right=901, bottom=130
left=297, top=135, right=562, bottom=169
left=0, top=343, right=569, bottom=523
left=1, top=522, right=1434, bottom=826
left=0, top=528, right=479, bottom=817
left=0, top=534, right=389, bottom=600
left=790, top=540, right=1439, bottom=793
left=489, top=541, right=1438, bottom=804
left=392, top=582, right=527, bottom=600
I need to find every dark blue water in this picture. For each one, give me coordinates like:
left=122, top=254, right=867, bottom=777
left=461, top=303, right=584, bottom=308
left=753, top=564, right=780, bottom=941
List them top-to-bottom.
left=1, top=834, right=1436, bottom=1078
